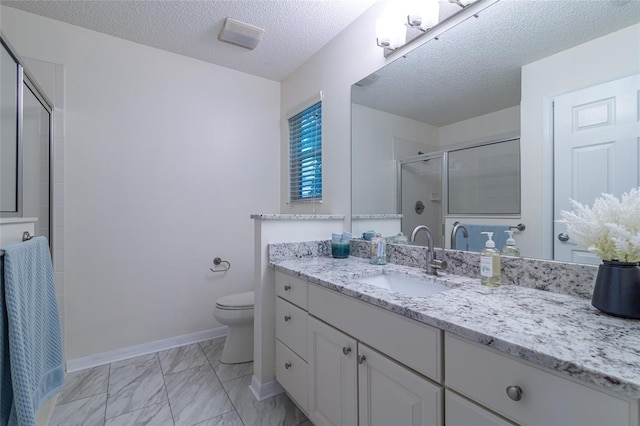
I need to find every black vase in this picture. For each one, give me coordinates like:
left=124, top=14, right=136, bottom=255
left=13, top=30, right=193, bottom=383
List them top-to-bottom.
left=591, top=260, right=640, bottom=319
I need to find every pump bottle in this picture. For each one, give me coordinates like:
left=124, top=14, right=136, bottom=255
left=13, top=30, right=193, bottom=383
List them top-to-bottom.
left=502, top=230, right=521, bottom=256
left=480, top=232, right=501, bottom=287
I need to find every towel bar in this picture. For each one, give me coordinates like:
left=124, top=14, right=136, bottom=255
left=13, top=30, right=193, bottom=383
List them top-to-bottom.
left=509, top=223, right=526, bottom=232
left=0, top=231, right=35, bottom=257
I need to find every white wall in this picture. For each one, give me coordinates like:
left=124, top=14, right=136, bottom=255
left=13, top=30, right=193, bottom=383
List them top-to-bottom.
left=280, top=3, right=391, bottom=219
left=1, top=7, right=280, bottom=360
left=520, top=23, right=640, bottom=259
left=351, top=103, right=438, bottom=214
left=439, top=105, right=520, bottom=149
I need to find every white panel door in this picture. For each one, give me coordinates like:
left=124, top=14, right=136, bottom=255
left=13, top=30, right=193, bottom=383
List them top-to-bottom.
left=554, top=73, right=640, bottom=263
left=307, top=316, right=357, bottom=426
left=358, top=343, right=443, bottom=426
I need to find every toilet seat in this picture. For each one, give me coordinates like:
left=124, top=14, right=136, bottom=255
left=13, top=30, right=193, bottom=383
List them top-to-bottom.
left=216, top=291, right=254, bottom=310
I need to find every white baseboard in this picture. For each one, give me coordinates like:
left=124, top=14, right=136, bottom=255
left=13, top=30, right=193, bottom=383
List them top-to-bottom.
left=66, top=326, right=228, bottom=373
left=249, top=375, right=284, bottom=401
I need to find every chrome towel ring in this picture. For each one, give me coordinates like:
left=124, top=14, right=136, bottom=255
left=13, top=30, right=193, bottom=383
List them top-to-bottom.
left=210, top=257, right=231, bottom=272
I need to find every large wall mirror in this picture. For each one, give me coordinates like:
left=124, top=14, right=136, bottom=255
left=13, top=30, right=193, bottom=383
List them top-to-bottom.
left=351, top=0, right=640, bottom=263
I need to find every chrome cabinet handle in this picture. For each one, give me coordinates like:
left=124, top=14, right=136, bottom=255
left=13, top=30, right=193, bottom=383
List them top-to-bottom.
left=558, top=233, right=570, bottom=242
left=284, top=285, right=291, bottom=291
left=284, top=315, right=291, bottom=322
left=342, top=347, right=352, bottom=355
left=357, top=355, right=366, bottom=365
left=285, top=362, right=292, bottom=370
left=506, top=385, right=523, bottom=401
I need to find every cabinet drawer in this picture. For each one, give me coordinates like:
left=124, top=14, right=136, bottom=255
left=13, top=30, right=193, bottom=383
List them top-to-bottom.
left=276, top=271, right=309, bottom=309
left=309, top=283, right=442, bottom=382
left=276, top=297, right=308, bottom=360
left=445, top=333, right=632, bottom=426
left=276, top=340, right=308, bottom=414
left=445, top=390, right=515, bottom=426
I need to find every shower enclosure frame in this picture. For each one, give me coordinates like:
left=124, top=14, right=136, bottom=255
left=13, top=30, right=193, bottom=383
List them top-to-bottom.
left=1, top=34, right=54, bottom=250
left=396, top=151, right=448, bottom=247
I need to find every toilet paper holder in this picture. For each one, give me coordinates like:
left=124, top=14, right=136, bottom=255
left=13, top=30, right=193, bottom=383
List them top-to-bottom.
left=210, top=257, right=231, bottom=272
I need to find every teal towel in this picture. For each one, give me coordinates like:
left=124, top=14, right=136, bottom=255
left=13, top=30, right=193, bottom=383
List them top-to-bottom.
left=1, top=237, right=64, bottom=426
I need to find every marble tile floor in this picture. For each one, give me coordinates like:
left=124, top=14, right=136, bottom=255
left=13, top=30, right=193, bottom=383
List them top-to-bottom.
left=49, top=337, right=311, bottom=426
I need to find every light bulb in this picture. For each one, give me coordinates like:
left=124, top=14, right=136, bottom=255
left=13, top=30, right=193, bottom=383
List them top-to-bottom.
left=408, top=0, right=440, bottom=31
left=376, top=4, right=407, bottom=49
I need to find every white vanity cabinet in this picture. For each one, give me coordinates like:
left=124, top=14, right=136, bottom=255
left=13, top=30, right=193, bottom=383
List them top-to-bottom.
left=275, top=271, right=310, bottom=413
left=308, top=283, right=444, bottom=426
left=308, top=316, right=358, bottom=426
left=445, top=333, right=638, bottom=426
left=358, top=343, right=443, bottom=426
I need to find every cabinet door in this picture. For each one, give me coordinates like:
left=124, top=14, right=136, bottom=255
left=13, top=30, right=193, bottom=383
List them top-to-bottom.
left=308, top=316, right=357, bottom=426
left=358, top=343, right=443, bottom=426
left=445, top=390, right=515, bottom=426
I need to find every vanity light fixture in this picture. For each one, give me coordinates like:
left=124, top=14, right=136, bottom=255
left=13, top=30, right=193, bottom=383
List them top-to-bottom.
left=376, top=0, right=441, bottom=51
left=407, top=0, right=440, bottom=32
left=376, top=3, right=406, bottom=50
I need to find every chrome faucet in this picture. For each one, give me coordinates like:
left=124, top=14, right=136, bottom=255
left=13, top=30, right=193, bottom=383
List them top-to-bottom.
left=450, top=222, right=469, bottom=250
left=410, top=225, right=447, bottom=275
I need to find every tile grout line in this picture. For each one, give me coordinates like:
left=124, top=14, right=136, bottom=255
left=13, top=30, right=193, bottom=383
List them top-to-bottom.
left=199, top=340, right=247, bottom=426
left=157, top=350, right=177, bottom=426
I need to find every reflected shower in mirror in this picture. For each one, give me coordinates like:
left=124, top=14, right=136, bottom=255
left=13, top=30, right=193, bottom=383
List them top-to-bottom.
left=351, top=0, right=640, bottom=262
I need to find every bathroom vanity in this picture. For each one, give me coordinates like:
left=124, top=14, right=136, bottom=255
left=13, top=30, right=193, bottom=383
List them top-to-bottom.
left=272, top=253, right=640, bottom=426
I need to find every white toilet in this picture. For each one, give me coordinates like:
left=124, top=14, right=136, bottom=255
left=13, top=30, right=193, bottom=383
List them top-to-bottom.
left=213, top=291, right=254, bottom=364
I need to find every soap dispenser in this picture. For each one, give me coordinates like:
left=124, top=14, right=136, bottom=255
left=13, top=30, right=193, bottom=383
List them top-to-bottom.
left=502, top=230, right=521, bottom=256
left=480, top=232, right=501, bottom=287
left=370, top=233, right=387, bottom=265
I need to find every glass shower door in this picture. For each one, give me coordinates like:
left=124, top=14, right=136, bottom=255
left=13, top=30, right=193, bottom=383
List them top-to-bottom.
left=22, top=79, right=51, bottom=243
left=399, top=154, right=444, bottom=248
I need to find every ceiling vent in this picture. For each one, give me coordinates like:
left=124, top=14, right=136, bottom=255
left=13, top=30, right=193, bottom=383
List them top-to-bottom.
left=219, top=18, right=264, bottom=50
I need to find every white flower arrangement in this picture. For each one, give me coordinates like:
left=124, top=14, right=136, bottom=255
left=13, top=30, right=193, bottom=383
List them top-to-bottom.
left=559, top=188, right=640, bottom=263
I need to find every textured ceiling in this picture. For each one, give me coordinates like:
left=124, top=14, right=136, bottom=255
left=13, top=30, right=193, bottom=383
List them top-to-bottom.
left=1, top=0, right=377, bottom=82
left=352, top=0, right=640, bottom=127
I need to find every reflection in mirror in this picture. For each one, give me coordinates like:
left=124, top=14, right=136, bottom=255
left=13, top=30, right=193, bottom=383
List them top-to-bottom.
left=351, top=0, right=640, bottom=263
left=1, top=40, right=19, bottom=213
left=22, top=81, right=51, bottom=242
left=399, top=154, right=443, bottom=248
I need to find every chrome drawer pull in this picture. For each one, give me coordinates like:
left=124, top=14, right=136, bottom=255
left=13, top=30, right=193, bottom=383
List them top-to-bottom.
left=284, top=285, right=291, bottom=291
left=284, top=315, right=291, bottom=322
left=342, top=346, right=352, bottom=355
left=357, top=355, right=366, bottom=365
left=285, top=362, right=292, bottom=370
left=506, top=386, right=523, bottom=401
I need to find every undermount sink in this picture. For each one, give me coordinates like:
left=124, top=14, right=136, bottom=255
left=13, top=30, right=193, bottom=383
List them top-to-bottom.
left=354, top=273, right=452, bottom=298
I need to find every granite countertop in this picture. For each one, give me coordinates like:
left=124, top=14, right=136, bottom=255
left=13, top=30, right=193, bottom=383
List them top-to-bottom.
left=271, top=256, right=640, bottom=400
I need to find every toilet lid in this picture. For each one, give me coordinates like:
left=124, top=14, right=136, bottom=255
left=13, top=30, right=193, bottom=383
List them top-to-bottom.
left=216, top=291, right=254, bottom=309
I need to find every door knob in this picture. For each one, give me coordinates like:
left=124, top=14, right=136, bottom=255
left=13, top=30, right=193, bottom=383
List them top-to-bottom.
left=558, top=233, right=570, bottom=242
left=284, top=285, right=291, bottom=291
left=284, top=315, right=291, bottom=322
left=342, top=346, right=352, bottom=355
left=357, top=355, right=366, bottom=365
left=285, top=362, right=292, bottom=370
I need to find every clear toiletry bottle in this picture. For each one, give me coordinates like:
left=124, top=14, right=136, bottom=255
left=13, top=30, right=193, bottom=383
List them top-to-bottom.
left=502, top=230, right=521, bottom=256
left=480, top=232, right=501, bottom=287
left=370, top=233, right=387, bottom=265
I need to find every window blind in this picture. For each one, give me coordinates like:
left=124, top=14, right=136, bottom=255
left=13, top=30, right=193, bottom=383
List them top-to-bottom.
left=289, top=101, right=322, bottom=202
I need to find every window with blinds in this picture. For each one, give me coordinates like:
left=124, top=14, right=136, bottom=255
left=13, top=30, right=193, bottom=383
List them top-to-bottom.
left=288, top=101, right=322, bottom=202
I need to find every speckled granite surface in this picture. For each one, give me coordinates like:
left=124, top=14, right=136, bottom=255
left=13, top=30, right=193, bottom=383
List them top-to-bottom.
left=250, top=214, right=345, bottom=220
left=351, top=214, right=403, bottom=219
left=271, top=240, right=599, bottom=299
left=269, top=250, right=640, bottom=400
